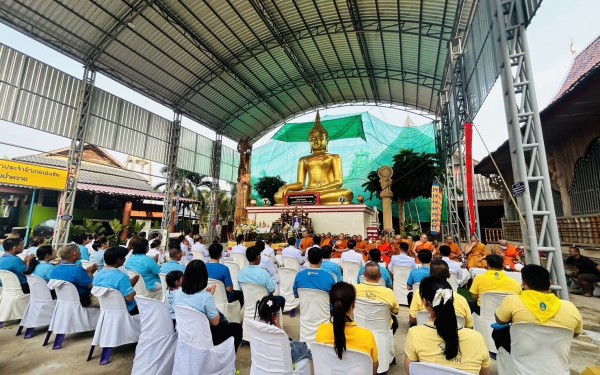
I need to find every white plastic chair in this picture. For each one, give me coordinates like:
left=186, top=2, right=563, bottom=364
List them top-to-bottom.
left=192, top=250, right=205, bottom=260
left=231, top=253, right=247, bottom=270
left=275, top=254, right=284, bottom=267
left=283, top=256, right=300, bottom=271
left=81, top=260, right=95, bottom=269
left=224, top=261, right=241, bottom=291
left=342, top=262, right=361, bottom=285
left=392, top=266, right=412, bottom=305
left=278, top=267, right=300, bottom=312
left=469, top=268, right=486, bottom=279
left=0, top=270, right=30, bottom=326
left=127, top=270, right=162, bottom=301
left=505, top=271, right=523, bottom=284
left=448, top=272, right=459, bottom=291
left=158, top=273, right=168, bottom=303
left=18, top=275, right=55, bottom=338
left=358, top=275, right=385, bottom=286
left=207, top=278, right=241, bottom=324
left=45, top=279, right=100, bottom=349
left=239, top=282, right=269, bottom=341
left=89, top=287, right=141, bottom=365
left=297, top=288, right=330, bottom=345
left=472, top=292, right=510, bottom=353
left=131, top=296, right=177, bottom=375
left=354, top=299, right=394, bottom=373
left=172, top=305, right=236, bottom=375
left=416, top=311, right=465, bottom=328
left=244, top=318, right=311, bottom=375
left=497, top=323, right=574, bottom=375
left=311, top=342, right=373, bottom=375
left=497, top=347, right=517, bottom=375
left=409, top=362, right=471, bottom=374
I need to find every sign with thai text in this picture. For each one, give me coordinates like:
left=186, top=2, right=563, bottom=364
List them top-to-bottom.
left=0, top=160, right=67, bottom=191
left=512, top=181, right=525, bottom=196
left=430, top=183, right=443, bottom=235
left=285, top=192, right=320, bottom=206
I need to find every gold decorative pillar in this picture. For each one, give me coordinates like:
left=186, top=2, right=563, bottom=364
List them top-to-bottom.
left=234, top=139, right=253, bottom=225
left=378, top=166, right=394, bottom=232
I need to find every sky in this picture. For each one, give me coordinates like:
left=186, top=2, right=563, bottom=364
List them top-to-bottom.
left=0, top=0, right=599, bottom=169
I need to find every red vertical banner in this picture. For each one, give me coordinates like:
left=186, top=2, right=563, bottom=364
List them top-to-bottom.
left=464, top=122, right=476, bottom=235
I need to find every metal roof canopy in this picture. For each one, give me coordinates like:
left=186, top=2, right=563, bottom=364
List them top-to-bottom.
left=0, top=0, right=481, bottom=142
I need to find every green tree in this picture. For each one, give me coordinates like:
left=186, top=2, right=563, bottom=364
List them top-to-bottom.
left=362, top=149, right=444, bottom=225
left=154, top=166, right=212, bottom=205
left=254, top=176, right=286, bottom=205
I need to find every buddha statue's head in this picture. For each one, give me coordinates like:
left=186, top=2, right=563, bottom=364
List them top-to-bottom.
left=308, top=111, right=328, bottom=152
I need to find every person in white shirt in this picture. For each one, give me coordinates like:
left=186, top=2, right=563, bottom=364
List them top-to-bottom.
left=184, top=230, right=195, bottom=247
left=178, top=235, right=192, bottom=264
left=231, top=235, right=247, bottom=256
left=191, top=236, right=209, bottom=262
left=281, top=237, right=306, bottom=268
left=147, top=239, right=165, bottom=265
left=257, top=239, right=280, bottom=286
left=340, top=240, right=365, bottom=265
left=388, top=242, right=417, bottom=272
left=439, top=245, right=469, bottom=285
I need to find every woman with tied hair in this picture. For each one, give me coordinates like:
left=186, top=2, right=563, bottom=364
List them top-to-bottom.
left=404, top=277, right=490, bottom=374
left=315, top=282, right=378, bottom=375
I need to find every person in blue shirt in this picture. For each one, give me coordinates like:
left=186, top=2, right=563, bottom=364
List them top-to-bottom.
left=75, top=234, right=93, bottom=261
left=90, top=236, right=109, bottom=270
left=0, top=238, right=33, bottom=293
left=125, top=238, right=162, bottom=300
left=51, top=243, right=98, bottom=306
left=206, top=243, right=244, bottom=306
left=24, top=245, right=56, bottom=283
left=319, top=245, right=342, bottom=283
left=93, top=246, right=140, bottom=315
left=160, top=246, right=186, bottom=275
left=238, top=246, right=286, bottom=308
left=293, top=247, right=336, bottom=298
left=356, top=249, right=393, bottom=288
left=406, top=250, right=432, bottom=305
left=174, top=260, right=243, bottom=351
left=165, top=270, right=183, bottom=325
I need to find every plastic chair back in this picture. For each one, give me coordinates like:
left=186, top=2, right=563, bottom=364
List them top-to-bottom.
left=231, top=253, right=247, bottom=270
left=275, top=254, right=284, bottom=267
left=283, top=256, right=300, bottom=271
left=81, top=260, right=95, bottom=269
left=224, top=262, right=241, bottom=291
left=342, top=262, right=361, bottom=285
left=392, top=266, right=412, bottom=305
left=278, top=267, right=299, bottom=312
left=469, top=268, right=486, bottom=278
left=0, top=270, right=30, bottom=322
left=127, top=270, right=149, bottom=297
left=506, top=271, right=523, bottom=284
left=448, top=272, right=459, bottom=291
left=158, top=273, right=168, bottom=303
left=21, top=275, right=55, bottom=328
left=358, top=275, right=385, bottom=286
left=207, top=278, right=241, bottom=323
left=47, top=279, right=99, bottom=334
left=239, top=282, right=269, bottom=340
left=91, top=286, right=141, bottom=347
left=297, top=288, right=330, bottom=345
left=473, top=292, right=510, bottom=353
left=354, top=299, right=394, bottom=373
left=245, top=318, right=295, bottom=374
left=510, top=323, right=573, bottom=375
left=311, top=342, right=373, bottom=375
left=409, top=362, right=471, bottom=374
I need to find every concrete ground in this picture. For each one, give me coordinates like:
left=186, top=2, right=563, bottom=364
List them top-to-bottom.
left=1, top=294, right=599, bottom=374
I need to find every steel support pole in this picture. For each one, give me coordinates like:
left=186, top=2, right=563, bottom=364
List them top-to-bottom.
left=492, top=0, right=568, bottom=298
left=53, top=68, right=96, bottom=248
left=441, top=96, right=461, bottom=244
left=160, top=112, right=182, bottom=241
left=208, top=134, right=222, bottom=242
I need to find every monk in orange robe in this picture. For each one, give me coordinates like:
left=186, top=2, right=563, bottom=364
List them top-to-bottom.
left=299, top=231, right=314, bottom=252
left=321, top=233, right=333, bottom=248
left=332, top=233, right=348, bottom=258
left=355, top=234, right=370, bottom=261
left=414, top=234, right=435, bottom=264
left=444, top=235, right=463, bottom=261
left=465, top=235, right=489, bottom=269
left=377, top=236, right=394, bottom=265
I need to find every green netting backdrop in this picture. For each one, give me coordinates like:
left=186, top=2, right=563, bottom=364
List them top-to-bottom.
left=251, top=112, right=448, bottom=223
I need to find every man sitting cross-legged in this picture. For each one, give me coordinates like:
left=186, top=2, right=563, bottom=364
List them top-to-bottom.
left=93, top=246, right=140, bottom=315
left=355, top=261, right=400, bottom=335
left=493, top=264, right=583, bottom=353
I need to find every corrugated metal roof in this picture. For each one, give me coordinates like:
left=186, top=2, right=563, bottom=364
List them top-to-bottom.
left=0, top=0, right=479, bottom=142
left=552, top=36, right=600, bottom=103
left=14, top=155, right=152, bottom=191
left=77, top=183, right=196, bottom=203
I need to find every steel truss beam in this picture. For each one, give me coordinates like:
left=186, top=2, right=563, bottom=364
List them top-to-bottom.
left=248, top=0, right=327, bottom=105
left=492, top=0, right=568, bottom=298
left=53, top=68, right=96, bottom=248
left=441, top=97, right=461, bottom=243
left=160, top=112, right=181, bottom=237
left=208, top=135, right=222, bottom=242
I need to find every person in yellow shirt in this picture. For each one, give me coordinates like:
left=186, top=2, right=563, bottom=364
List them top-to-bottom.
left=469, top=254, right=521, bottom=314
left=409, top=259, right=473, bottom=328
left=355, top=262, right=400, bottom=334
left=493, top=264, right=583, bottom=353
left=404, top=277, right=490, bottom=375
left=316, top=281, right=379, bottom=375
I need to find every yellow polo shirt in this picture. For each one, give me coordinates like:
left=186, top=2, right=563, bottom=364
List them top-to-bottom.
left=469, top=270, right=522, bottom=305
left=355, top=282, right=400, bottom=315
left=409, top=291, right=474, bottom=328
left=495, top=293, right=583, bottom=334
left=316, top=322, right=378, bottom=363
left=405, top=325, right=490, bottom=374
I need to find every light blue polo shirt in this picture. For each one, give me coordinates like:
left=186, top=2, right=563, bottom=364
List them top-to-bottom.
left=79, top=245, right=90, bottom=261
left=0, top=253, right=27, bottom=285
left=125, top=254, right=161, bottom=291
left=160, top=260, right=186, bottom=275
left=320, top=260, right=343, bottom=283
left=33, top=261, right=55, bottom=282
left=357, top=264, right=393, bottom=288
left=238, top=265, right=275, bottom=293
left=407, top=266, right=430, bottom=287
left=93, top=268, right=137, bottom=312
left=293, top=268, right=336, bottom=296
left=174, top=290, right=219, bottom=319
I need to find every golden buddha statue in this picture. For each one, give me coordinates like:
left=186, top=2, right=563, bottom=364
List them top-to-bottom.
left=274, top=112, right=354, bottom=205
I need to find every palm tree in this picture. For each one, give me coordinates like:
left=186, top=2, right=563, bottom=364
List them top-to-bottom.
left=362, top=149, right=444, bottom=226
